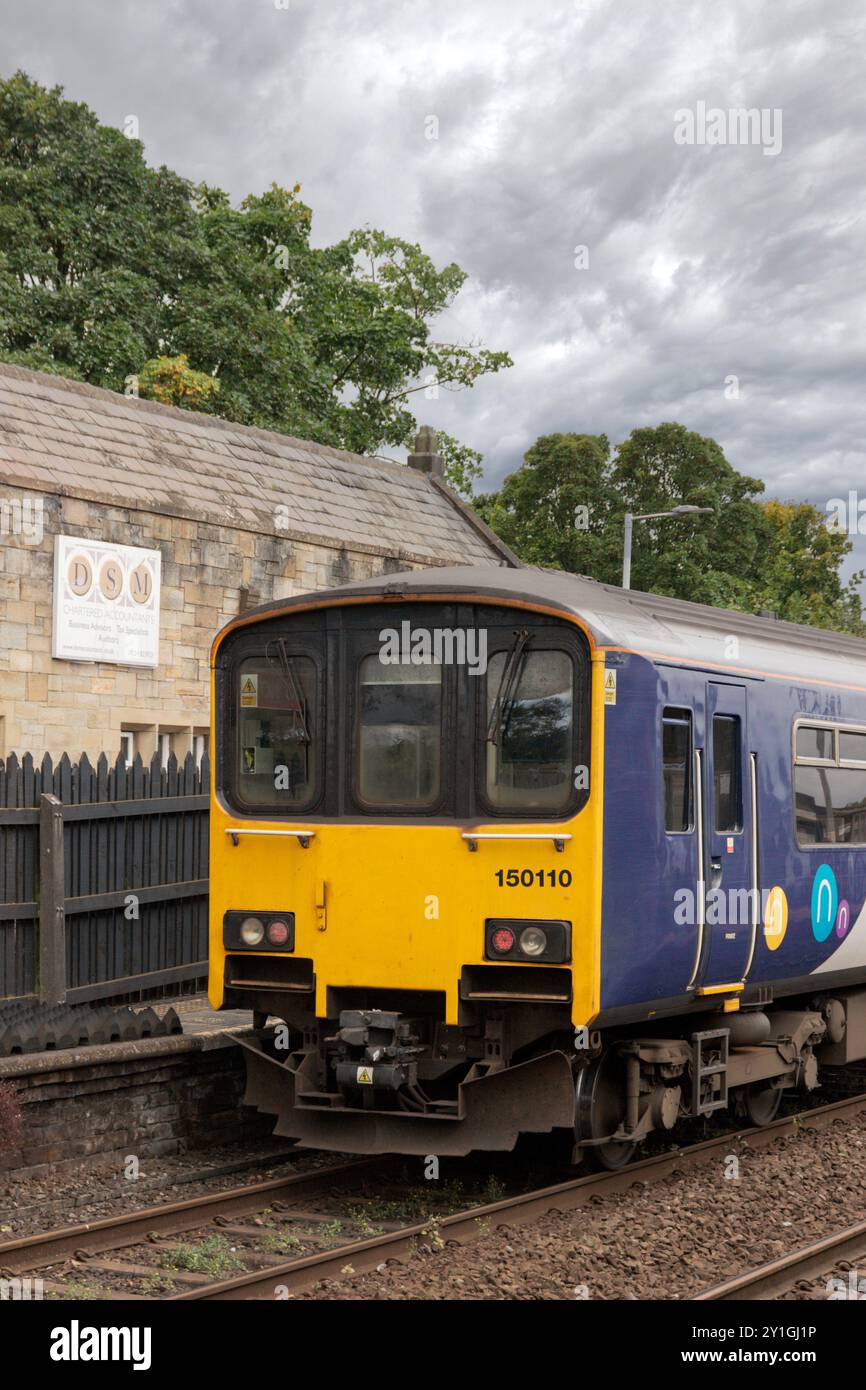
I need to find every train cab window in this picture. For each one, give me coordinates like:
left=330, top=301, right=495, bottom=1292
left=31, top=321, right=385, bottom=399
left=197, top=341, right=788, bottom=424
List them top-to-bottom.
left=483, top=649, right=574, bottom=812
left=235, top=653, right=317, bottom=808
left=357, top=657, right=442, bottom=807
left=662, top=708, right=692, bottom=832
left=713, top=715, right=742, bottom=832
left=795, top=721, right=866, bottom=845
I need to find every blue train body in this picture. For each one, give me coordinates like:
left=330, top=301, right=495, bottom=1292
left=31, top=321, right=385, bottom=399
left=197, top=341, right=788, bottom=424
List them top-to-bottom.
left=600, top=616, right=866, bottom=1019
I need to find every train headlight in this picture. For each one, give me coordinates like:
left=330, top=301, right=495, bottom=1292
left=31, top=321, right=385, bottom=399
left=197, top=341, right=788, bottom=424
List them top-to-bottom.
left=224, top=911, right=296, bottom=952
left=240, top=916, right=265, bottom=945
left=484, top=919, right=571, bottom=964
left=519, top=925, right=548, bottom=958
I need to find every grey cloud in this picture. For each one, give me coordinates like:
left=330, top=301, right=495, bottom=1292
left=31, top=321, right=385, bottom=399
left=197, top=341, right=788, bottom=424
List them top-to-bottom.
left=3, top=0, right=865, bottom=579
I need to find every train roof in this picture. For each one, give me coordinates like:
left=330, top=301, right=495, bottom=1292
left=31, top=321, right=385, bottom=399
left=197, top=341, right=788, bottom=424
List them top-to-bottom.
left=222, top=563, right=866, bottom=690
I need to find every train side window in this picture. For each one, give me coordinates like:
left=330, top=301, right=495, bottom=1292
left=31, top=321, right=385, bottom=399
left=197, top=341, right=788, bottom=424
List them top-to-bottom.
left=356, top=656, right=442, bottom=808
left=662, top=708, right=693, bottom=832
left=713, top=715, right=742, bottom=832
left=794, top=720, right=866, bottom=845
left=796, top=725, right=836, bottom=762
left=840, top=731, right=866, bottom=765
left=796, top=766, right=866, bottom=845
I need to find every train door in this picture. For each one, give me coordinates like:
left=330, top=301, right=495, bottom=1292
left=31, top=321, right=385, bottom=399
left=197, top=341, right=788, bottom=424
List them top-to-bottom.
left=695, top=681, right=758, bottom=991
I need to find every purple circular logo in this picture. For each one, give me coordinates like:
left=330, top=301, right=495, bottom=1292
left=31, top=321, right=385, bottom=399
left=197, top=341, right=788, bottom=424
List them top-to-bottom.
left=836, top=899, right=851, bottom=939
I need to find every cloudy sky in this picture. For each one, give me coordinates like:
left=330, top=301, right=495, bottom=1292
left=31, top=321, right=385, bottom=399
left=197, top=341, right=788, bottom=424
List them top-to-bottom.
left=5, top=0, right=866, bottom=572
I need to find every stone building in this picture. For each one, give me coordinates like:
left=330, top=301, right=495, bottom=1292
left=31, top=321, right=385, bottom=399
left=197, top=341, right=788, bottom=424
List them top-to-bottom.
left=0, top=364, right=513, bottom=761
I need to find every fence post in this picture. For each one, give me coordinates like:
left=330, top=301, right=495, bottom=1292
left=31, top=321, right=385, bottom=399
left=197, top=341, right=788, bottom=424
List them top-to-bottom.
left=39, top=792, right=66, bottom=1004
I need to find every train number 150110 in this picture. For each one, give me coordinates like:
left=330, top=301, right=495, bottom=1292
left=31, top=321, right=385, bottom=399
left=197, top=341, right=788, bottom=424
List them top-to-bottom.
left=495, top=869, right=572, bottom=887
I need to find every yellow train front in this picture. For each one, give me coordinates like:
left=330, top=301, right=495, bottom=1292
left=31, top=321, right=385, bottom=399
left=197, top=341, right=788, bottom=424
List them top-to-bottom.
left=209, top=565, right=602, bottom=1156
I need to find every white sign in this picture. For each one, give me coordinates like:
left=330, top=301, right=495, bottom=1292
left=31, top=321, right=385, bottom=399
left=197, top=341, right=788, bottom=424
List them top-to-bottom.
left=52, top=535, right=161, bottom=667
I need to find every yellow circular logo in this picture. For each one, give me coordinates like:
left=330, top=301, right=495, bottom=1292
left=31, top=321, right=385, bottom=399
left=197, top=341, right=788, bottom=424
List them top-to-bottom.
left=763, top=886, right=788, bottom=951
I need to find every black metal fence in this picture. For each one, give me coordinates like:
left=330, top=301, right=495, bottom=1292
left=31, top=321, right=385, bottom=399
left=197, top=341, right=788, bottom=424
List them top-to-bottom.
left=0, top=750, right=209, bottom=1005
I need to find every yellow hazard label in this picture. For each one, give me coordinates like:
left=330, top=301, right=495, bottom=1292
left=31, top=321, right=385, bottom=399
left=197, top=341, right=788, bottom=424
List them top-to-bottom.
left=603, top=669, right=617, bottom=704
left=240, top=674, right=258, bottom=707
left=356, top=1066, right=373, bottom=1085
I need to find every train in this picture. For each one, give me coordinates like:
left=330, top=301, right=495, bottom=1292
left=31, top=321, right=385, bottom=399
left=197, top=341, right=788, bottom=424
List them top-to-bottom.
left=208, top=563, right=866, bottom=1167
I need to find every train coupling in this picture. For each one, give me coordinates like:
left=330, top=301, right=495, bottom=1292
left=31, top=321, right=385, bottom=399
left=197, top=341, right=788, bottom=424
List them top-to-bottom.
left=329, top=1009, right=426, bottom=1091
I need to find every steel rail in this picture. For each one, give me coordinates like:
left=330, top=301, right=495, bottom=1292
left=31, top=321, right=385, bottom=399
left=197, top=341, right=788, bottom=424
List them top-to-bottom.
left=172, top=1091, right=866, bottom=1300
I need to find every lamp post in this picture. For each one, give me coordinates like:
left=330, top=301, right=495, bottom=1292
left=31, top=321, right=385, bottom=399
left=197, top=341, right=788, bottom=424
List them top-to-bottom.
left=622, top=505, right=714, bottom=590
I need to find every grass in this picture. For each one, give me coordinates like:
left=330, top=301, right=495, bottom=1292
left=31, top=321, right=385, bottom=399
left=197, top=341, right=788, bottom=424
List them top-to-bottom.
left=317, top=1219, right=345, bottom=1248
left=259, top=1228, right=304, bottom=1256
left=158, top=1234, right=245, bottom=1278
left=57, top=1280, right=100, bottom=1300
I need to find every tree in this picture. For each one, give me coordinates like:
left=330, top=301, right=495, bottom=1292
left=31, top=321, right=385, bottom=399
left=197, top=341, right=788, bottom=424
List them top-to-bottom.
left=0, top=72, right=510, bottom=472
left=137, top=354, right=220, bottom=412
left=478, top=422, right=864, bottom=635
left=607, top=422, right=767, bottom=608
left=475, top=432, right=616, bottom=574
left=751, top=500, right=864, bottom=633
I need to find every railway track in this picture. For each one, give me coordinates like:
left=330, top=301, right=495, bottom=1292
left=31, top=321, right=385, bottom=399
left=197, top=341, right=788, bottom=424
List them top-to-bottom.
left=5, top=1091, right=865, bottom=1301
left=0, top=1157, right=394, bottom=1298
left=695, top=1215, right=866, bottom=1301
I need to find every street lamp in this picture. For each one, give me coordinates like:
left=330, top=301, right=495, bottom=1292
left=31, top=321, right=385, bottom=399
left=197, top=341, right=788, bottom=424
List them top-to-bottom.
left=622, top=505, right=714, bottom=590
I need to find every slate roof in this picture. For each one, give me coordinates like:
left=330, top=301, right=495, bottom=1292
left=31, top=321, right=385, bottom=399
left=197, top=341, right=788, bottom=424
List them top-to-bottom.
left=0, top=364, right=511, bottom=567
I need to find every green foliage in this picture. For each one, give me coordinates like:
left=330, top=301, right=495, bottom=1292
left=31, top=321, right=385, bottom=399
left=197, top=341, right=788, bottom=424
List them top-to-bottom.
left=0, top=72, right=510, bottom=463
left=138, top=354, right=220, bottom=411
left=478, top=422, right=864, bottom=635
left=474, top=432, right=615, bottom=574
left=751, top=500, right=864, bottom=634
left=159, top=1235, right=244, bottom=1276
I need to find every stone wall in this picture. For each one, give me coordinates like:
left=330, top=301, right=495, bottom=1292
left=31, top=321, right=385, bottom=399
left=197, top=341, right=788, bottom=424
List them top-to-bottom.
left=0, top=482, right=422, bottom=759
left=0, top=1034, right=270, bottom=1178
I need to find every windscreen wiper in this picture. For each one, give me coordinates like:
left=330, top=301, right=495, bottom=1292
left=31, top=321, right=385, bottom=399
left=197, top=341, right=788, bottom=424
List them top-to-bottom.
left=486, top=628, right=531, bottom=746
left=267, top=638, right=310, bottom=744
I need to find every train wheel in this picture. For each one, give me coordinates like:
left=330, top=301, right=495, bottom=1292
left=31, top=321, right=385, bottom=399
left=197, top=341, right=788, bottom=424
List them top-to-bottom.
left=574, top=1051, right=636, bottom=1170
left=743, top=1081, right=782, bottom=1127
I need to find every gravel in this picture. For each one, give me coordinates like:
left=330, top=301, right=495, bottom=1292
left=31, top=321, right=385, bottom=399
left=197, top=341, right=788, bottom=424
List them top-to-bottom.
left=297, top=1112, right=866, bottom=1300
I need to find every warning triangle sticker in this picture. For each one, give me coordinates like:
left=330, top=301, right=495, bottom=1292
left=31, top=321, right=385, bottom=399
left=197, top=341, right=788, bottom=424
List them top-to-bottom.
left=356, top=1066, right=373, bottom=1085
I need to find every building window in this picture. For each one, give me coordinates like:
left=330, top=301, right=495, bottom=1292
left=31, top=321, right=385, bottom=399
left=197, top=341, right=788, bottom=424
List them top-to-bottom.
left=662, top=708, right=693, bottom=833
left=795, top=721, right=866, bottom=845
left=120, top=731, right=135, bottom=768
left=193, top=733, right=208, bottom=769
